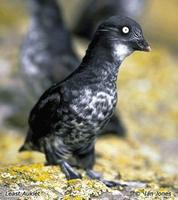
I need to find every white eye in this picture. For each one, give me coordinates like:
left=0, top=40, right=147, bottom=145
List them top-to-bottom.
left=122, top=26, right=130, bottom=34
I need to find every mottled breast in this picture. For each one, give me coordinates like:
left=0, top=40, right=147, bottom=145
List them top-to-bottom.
left=69, top=88, right=117, bottom=132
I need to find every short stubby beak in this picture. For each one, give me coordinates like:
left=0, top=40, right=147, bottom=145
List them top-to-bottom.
left=134, top=39, right=151, bottom=52
left=143, top=45, right=151, bottom=52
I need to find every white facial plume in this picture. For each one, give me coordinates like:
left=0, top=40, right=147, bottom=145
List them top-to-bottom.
left=113, top=44, right=132, bottom=61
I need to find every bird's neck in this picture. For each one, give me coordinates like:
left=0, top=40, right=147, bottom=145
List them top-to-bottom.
left=78, top=35, right=122, bottom=82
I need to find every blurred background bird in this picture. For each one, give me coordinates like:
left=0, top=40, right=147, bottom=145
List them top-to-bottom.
left=21, top=0, right=79, bottom=100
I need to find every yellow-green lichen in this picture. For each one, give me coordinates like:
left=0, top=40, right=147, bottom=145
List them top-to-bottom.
left=0, top=164, right=51, bottom=185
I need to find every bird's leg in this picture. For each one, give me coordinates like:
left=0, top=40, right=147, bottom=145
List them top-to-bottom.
left=44, top=140, right=81, bottom=179
left=44, top=141, right=57, bottom=165
left=74, top=143, right=123, bottom=187
left=74, top=143, right=95, bottom=169
left=45, top=156, right=81, bottom=179
left=59, top=160, right=82, bottom=180
left=86, top=169, right=127, bottom=187
left=87, top=169, right=147, bottom=188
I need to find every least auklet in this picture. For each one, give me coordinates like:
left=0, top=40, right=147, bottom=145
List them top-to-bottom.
left=20, top=16, right=151, bottom=187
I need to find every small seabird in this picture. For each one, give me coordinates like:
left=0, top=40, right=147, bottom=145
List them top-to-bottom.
left=20, top=16, right=151, bottom=187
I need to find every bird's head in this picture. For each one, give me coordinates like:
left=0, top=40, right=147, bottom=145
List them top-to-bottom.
left=95, top=16, right=151, bottom=61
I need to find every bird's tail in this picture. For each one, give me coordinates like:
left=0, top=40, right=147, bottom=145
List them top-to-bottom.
left=19, top=129, right=35, bottom=152
left=19, top=141, right=35, bottom=152
left=19, top=144, right=30, bottom=152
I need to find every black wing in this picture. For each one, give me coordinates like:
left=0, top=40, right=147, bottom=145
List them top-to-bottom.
left=28, top=86, right=61, bottom=143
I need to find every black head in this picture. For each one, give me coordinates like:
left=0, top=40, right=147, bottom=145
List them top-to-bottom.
left=95, top=16, right=151, bottom=60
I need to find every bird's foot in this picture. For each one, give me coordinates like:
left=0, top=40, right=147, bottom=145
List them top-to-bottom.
left=60, top=161, right=82, bottom=180
left=86, top=169, right=127, bottom=188
left=86, top=169, right=101, bottom=179
left=100, top=179, right=126, bottom=187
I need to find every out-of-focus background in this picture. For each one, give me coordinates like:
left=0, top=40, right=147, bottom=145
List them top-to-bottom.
left=0, top=0, right=178, bottom=199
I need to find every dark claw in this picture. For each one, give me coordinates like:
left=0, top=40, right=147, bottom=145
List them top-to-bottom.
left=61, top=161, right=82, bottom=180
left=66, top=169, right=82, bottom=180
left=86, top=169, right=126, bottom=187
left=86, top=169, right=101, bottom=179
left=101, top=179, right=127, bottom=187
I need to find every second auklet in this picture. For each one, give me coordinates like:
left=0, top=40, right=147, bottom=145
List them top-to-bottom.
left=21, top=0, right=79, bottom=100
left=20, top=16, right=151, bottom=187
